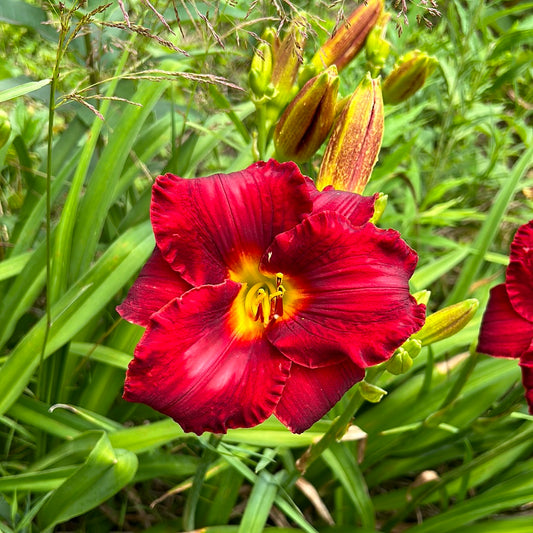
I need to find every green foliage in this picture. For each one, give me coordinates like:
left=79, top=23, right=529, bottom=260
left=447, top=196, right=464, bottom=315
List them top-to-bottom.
left=0, top=1, right=532, bottom=532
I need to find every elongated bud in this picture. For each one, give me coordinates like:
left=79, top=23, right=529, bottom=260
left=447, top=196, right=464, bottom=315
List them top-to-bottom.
left=312, top=0, right=383, bottom=72
left=271, top=21, right=306, bottom=109
left=249, top=40, right=273, bottom=98
left=383, top=50, right=438, bottom=104
left=274, top=66, right=339, bottom=163
left=317, top=73, right=384, bottom=194
left=0, top=109, right=11, bottom=150
left=413, top=299, right=479, bottom=346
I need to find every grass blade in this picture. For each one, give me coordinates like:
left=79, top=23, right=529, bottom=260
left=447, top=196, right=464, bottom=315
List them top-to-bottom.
left=0, top=79, right=51, bottom=102
left=0, top=222, right=153, bottom=417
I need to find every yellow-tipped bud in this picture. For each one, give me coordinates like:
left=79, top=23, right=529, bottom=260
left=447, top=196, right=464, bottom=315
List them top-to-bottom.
left=312, top=0, right=383, bottom=72
left=270, top=21, right=307, bottom=109
left=383, top=50, right=438, bottom=105
left=274, top=66, right=339, bottom=163
left=317, top=73, right=384, bottom=194
left=0, top=109, right=11, bottom=150
left=413, top=299, right=479, bottom=347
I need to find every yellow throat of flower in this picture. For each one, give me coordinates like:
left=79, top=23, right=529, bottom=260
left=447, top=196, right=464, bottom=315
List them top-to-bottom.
left=228, top=257, right=299, bottom=340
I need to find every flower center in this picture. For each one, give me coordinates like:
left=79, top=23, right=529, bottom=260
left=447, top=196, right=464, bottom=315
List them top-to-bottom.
left=228, top=257, right=294, bottom=340
left=244, top=272, right=286, bottom=327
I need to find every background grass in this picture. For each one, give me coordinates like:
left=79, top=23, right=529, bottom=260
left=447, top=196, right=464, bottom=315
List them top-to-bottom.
left=0, top=0, right=532, bottom=531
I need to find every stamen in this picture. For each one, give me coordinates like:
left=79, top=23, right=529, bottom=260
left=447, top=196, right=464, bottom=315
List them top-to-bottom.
left=243, top=273, right=286, bottom=327
left=269, top=273, right=285, bottom=321
left=245, top=281, right=266, bottom=320
left=254, top=288, right=266, bottom=324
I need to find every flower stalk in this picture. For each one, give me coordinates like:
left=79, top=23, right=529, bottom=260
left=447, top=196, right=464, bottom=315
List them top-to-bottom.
left=296, top=367, right=383, bottom=473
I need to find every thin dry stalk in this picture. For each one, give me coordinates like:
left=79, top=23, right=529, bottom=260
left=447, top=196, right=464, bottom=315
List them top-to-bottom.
left=141, top=0, right=176, bottom=35
left=97, top=21, right=188, bottom=55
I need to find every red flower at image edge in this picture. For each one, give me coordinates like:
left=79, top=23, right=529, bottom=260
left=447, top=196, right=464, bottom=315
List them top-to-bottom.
left=117, top=159, right=426, bottom=434
left=477, top=220, right=533, bottom=413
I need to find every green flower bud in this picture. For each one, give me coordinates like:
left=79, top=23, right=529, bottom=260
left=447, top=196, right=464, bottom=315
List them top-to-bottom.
left=312, top=0, right=383, bottom=72
left=365, top=11, right=391, bottom=74
left=261, top=27, right=280, bottom=55
left=249, top=40, right=273, bottom=98
left=383, top=50, right=438, bottom=105
left=297, top=63, right=320, bottom=87
left=274, top=66, right=339, bottom=163
left=317, top=73, right=384, bottom=194
left=0, top=109, right=11, bottom=150
left=369, top=193, right=387, bottom=224
left=413, top=290, right=431, bottom=306
left=413, top=299, right=479, bottom=347
left=401, top=338, right=423, bottom=359
left=386, top=348, right=413, bottom=375
left=359, top=380, right=387, bottom=403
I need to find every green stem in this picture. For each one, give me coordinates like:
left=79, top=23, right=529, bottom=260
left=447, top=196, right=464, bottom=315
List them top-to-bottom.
left=38, top=8, right=68, bottom=402
left=255, top=102, right=268, bottom=160
left=296, top=367, right=383, bottom=473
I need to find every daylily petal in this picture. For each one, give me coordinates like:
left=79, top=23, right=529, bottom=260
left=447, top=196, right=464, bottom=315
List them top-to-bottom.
left=151, top=159, right=313, bottom=286
left=306, top=178, right=377, bottom=226
left=262, top=211, right=425, bottom=368
left=506, top=221, right=533, bottom=322
left=116, top=247, right=191, bottom=327
left=123, top=280, right=291, bottom=434
left=477, top=284, right=533, bottom=358
left=519, top=350, right=533, bottom=414
left=275, top=359, right=365, bottom=433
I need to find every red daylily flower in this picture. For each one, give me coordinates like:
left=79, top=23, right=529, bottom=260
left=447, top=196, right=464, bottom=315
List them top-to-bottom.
left=117, top=159, right=426, bottom=434
left=477, top=220, right=533, bottom=413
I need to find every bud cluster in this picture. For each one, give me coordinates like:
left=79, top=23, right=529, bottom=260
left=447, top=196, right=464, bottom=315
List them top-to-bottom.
left=248, top=0, right=438, bottom=189
left=244, top=3, right=475, bottom=411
